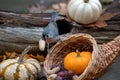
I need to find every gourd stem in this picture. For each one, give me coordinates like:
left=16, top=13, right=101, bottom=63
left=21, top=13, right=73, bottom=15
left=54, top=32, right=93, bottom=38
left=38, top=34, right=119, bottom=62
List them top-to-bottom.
left=84, top=0, right=89, bottom=3
left=17, top=46, right=32, bottom=64
left=76, top=50, right=80, bottom=57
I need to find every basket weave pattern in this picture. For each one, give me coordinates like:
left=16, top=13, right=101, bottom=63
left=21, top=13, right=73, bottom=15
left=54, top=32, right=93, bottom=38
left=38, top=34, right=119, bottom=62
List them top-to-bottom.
left=44, top=33, right=120, bottom=80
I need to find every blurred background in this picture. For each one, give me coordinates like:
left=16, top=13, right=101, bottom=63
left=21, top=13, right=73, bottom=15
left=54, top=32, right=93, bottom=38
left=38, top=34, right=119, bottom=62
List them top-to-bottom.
left=0, top=0, right=113, bottom=13
left=0, top=0, right=65, bottom=13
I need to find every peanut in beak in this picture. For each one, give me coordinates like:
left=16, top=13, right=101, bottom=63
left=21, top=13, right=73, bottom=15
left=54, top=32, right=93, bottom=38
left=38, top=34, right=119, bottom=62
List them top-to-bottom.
left=39, top=39, right=46, bottom=51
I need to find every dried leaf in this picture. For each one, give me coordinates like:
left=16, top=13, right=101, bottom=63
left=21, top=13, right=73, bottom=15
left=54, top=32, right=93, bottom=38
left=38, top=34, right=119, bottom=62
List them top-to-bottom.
left=28, top=3, right=46, bottom=13
left=52, top=3, right=67, bottom=16
left=86, top=12, right=117, bottom=28
left=98, top=12, right=117, bottom=21
left=86, top=21, right=108, bottom=28
left=95, top=21, right=108, bottom=28
left=1, top=51, right=45, bottom=62
left=0, top=52, right=20, bottom=62
left=5, top=52, right=19, bottom=58
left=5, top=52, right=11, bottom=57
left=25, top=54, right=45, bottom=62
left=25, top=54, right=31, bottom=59
left=36, top=54, right=45, bottom=62
left=0, top=55, right=3, bottom=62
left=0, top=55, right=3, bottom=59
left=3, top=55, right=7, bottom=61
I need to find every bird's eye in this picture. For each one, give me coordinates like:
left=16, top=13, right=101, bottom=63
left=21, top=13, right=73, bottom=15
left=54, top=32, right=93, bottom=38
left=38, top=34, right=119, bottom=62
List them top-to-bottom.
left=42, top=34, right=45, bottom=38
left=42, top=34, right=49, bottom=40
left=44, top=35, right=49, bottom=39
left=46, top=35, right=48, bottom=37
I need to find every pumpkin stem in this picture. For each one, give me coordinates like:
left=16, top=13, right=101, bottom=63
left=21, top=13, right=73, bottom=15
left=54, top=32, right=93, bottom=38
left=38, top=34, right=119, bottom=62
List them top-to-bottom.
left=84, top=0, right=89, bottom=3
left=17, top=46, right=32, bottom=64
left=76, top=50, right=80, bottom=57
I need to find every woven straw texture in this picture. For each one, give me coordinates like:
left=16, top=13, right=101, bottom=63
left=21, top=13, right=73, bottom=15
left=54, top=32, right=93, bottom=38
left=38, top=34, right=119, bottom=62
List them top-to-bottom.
left=44, top=33, right=120, bottom=80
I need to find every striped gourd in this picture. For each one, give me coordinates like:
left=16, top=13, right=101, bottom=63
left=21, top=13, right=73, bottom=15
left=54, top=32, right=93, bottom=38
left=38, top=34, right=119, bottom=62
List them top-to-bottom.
left=0, top=46, right=41, bottom=80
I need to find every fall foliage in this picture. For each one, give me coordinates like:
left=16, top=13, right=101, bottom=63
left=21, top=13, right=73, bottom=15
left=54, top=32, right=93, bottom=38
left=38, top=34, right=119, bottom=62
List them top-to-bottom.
left=0, top=52, right=45, bottom=62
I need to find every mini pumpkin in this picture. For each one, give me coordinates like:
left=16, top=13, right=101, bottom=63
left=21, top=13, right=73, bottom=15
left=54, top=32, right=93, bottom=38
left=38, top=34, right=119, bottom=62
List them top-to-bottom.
left=67, top=0, right=102, bottom=24
left=0, top=46, right=41, bottom=80
left=64, top=51, right=92, bottom=74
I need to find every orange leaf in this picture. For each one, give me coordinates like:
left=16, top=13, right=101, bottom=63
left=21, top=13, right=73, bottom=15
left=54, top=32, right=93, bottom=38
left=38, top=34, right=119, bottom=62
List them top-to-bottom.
left=5, top=52, right=19, bottom=59
left=5, top=52, right=12, bottom=57
left=25, top=54, right=32, bottom=59
left=26, top=54, right=45, bottom=62
left=36, top=54, right=45, bottom=62
left=0, top=55, right=3, bottom=62
left=0, top=55, right=8, bottom=62
left=0, top=55, right=3, bottom=59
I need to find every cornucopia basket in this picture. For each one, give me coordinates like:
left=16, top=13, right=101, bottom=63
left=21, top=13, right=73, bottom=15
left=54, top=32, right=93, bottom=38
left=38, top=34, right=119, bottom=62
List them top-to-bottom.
left=44, top=33, right=120, bottom=80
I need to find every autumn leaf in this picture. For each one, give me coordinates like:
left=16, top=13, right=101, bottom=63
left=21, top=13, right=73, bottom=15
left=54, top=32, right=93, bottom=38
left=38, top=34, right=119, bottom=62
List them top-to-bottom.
left=52, top=1, right=116, bottom=28
left=52, top=2, right=73, bottom=22
left=28, top=3, right=46, bottom=13
left=52, top=3, right=68, bottom=16
left=86, top=12, right=117, bottom=28
left=98, top=12, right=117, bottom=21
left=86, top=20, right=108, bottom=28
left=0, top=52, right=19, bottom=62
left=5, top=52, right=19, bottom=58
left=26, top=54, right=45, bottom=62
left=35, top=54, right=45, bottom=62
left=0, top=55, right=3, bottom=62
left=0, top=55, right=3, bottom=59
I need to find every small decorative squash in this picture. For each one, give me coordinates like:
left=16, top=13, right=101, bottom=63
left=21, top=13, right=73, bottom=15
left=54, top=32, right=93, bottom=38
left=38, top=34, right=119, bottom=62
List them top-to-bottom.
left=67, top=0, right=102, bottom=24
left=0, top=46, right=41, bottom=80
left=64, top=51, right=92, bottom=74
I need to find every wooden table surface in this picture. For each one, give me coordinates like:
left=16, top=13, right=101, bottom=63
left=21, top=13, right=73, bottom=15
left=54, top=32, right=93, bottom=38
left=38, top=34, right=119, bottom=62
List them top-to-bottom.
left=98, top=55, right=120, bottom=80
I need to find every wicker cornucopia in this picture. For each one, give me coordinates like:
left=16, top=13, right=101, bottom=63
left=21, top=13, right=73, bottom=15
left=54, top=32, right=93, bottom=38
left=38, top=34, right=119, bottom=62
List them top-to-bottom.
left=44, top=33, right=120, bottom=80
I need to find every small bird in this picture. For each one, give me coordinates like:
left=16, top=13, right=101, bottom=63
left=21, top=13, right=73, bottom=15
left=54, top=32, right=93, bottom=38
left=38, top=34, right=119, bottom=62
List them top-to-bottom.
left=41, top=12, right=59, bottom=53
left=42, top=12, right=59, bottom=39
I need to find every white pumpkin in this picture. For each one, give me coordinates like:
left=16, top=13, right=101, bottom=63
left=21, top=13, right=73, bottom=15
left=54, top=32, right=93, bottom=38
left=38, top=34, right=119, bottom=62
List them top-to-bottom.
left=67, top=0, right=102, bottom=24
left=0, top=46, right=41, bottom=80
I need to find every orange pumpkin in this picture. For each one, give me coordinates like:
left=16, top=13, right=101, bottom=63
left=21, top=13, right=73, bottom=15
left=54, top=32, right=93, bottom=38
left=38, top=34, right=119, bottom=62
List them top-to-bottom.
left=64, top=51, right=92, bottom=74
